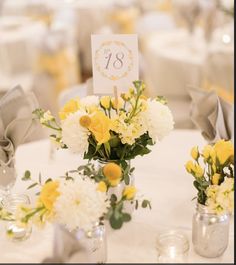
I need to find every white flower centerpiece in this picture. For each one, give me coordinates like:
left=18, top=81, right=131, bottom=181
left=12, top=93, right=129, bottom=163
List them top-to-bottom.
left=33, top=80, right=174, bottom=229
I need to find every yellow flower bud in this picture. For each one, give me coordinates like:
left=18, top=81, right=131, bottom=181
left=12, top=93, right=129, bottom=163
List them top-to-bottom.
left=100, top=96, right=111, bottom=109
left=111, top=97, right=124, bottom=110
left=79, top=115, right=91, bottom=128
left=202, top=145, right=213, bottom=160
left=191, top=146, right=199, bottom=160
left=185, top=160, right=194, bottom=173
left=103, top=163, right=122, bottom=187
left=194, top=164, right=204, bottom=178
left=212, top=173, right=220, bottom=185
left=97, top=181, right=107, bottom=192
left=122, top=186, right=137, bottom=200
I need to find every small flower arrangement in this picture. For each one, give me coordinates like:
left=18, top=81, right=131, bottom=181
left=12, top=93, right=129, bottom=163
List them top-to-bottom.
left=185, top=139, right=234, bottom=215
left=1, top=175, right=110, bottom=233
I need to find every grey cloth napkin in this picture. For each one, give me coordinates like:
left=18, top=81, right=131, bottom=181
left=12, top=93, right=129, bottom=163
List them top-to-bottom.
left=0, top=85, right=39, bottom=166
left=188, top=86, right=234, bottom=144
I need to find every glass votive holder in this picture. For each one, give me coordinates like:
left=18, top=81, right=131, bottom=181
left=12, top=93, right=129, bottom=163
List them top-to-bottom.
left=2, top=193, right=32, bottom=241
left=156, top=230, right=189, bottom=263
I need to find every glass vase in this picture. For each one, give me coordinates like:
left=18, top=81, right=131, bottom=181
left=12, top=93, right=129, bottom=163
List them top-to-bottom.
left=0, top=156, right=16, bottom=202
left=94, top=159, right=135, bottom=214
left=192, top=203, right=230, bottom=258
left=52, top=223, right=107, bottom=263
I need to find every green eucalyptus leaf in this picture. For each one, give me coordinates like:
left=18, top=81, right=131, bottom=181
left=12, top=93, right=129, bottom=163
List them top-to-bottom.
left=22, top=170, right=31, bottom=181
left=122, top=213, right=131, bottom=222
left=109, top=215, right=123, bottom=229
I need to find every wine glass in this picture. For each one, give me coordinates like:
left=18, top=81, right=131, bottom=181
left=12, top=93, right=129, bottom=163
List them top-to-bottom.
left=173, top=0, right=202, bottom=34
left=0, top=156, right=17, bottom=203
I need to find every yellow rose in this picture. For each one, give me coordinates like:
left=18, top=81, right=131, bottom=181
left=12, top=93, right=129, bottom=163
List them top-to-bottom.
left=100, top=96, right=111, bottom=109
left=111, top=97, right=124, bottom=110
left=59, top=98, right=80, bottom=120
left=88, top=111, right=112, bottom=145
left=79, top=115, right=91, bottom=128
left=213, top=140, right=234, bottom=165
left=202, top=145, right=213, bottom=160
left=191, top=146, right=199, bottom=160
left=185, top=160, right=195, bottom=173
left=103, top=163, right=122, bottom=186
left=194, top=164, right=204, bottom=178
left=212, top=173, right=221, bottom=185
left=39, top=181, right=60, bottom=212
left=97, top=181, right=107, bottom=192
left=123, top=186, right=137, bottom=200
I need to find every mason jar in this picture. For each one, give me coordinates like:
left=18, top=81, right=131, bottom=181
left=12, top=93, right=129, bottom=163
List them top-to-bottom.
left=94, top=159, right=135, bottom=214
left=2, top=193, right=32, bottom=241
left=192, top=203, right=230, bottom=258
left=53, top=222, right=107, bottom=263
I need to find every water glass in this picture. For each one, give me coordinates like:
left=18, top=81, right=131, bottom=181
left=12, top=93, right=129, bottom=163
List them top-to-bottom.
left=2, top=193, right=32, bottom=241
left=156, top=230, right=189, bottom=263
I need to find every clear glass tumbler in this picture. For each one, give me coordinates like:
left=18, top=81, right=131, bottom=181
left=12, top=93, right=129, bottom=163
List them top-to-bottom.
left=2, top=193, right=32, bottom=241
left=156, top=230, right=189, bottom=263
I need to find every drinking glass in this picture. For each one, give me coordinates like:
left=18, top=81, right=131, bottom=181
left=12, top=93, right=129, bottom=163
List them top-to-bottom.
left=156, top=230, right=189, bottom=263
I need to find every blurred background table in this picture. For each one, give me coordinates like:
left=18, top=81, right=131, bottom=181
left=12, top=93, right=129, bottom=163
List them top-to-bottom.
left=0, top=129, right=234, bottom=263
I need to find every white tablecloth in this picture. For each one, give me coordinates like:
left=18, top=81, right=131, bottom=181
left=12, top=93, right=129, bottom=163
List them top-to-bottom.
left=0, top=129, right=234, bottom=263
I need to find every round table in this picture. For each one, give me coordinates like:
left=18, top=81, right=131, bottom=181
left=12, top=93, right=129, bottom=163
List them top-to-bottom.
left=0, top=129, right=234, bottom=263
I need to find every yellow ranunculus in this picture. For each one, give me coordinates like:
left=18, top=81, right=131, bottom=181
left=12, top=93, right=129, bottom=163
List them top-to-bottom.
left=100, top=96, right=111, bottom=109
left=111, top=97, right=124, bottom=110
left=59, top=98, right=80, bottom=120
left=88, top=111, right=112, bottom=145
left=79, top=115, right=91, bottom=128
left=213, top=140, right=234, bottom=165
left=202, top=145, right=214, bottom=160
left=191, top=146, right=199, bottom=160
left=185, top=160, right=195, bottom=173
left=103, top=163, right=122, bottom=187
left=194, top=164, right=204, bottom=178
left=212, top=173, right=221, bottom=185
left=39, top=181, right=60, bottom=212
left=97, top=181, right=107, bottom=192
left=123, top=186, right=137, bottom=200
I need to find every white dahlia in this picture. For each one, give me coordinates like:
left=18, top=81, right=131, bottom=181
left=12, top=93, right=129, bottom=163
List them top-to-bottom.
left=143, top=99, right=174, bottom=142
left=61, top=110, right=90, bottom=154
left=54, top=178, right=109, bottom=232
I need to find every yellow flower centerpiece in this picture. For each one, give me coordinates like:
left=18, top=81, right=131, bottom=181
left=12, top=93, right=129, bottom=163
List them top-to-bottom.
left=33, top=80, right=174, bottom=229
left=185, top=139, right=234, bottom=214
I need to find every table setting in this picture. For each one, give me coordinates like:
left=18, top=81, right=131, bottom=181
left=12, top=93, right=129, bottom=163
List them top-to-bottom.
left=0, top=1, right=234, bottom=263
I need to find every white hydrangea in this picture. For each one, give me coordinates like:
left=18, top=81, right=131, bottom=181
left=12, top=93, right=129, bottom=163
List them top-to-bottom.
left=143, top=100, right=174, bottom=142
left=61, top=110, right=90, bottom=154
left=54, top=178, right=109, bottom=232
left=206, top=178, right=234, bottom=215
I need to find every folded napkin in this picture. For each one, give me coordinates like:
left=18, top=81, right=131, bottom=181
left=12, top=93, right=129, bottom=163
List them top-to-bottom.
left=0, top=85, right=39, bottom=166
left=188, top=86, right=234, bottom=144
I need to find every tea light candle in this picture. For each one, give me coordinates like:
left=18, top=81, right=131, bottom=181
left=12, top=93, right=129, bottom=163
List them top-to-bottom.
left=156, top=230, right=189, bottom=263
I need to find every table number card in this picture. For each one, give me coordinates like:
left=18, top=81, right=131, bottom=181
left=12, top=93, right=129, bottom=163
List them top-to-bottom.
left=91, top=34, right=139, bottom=94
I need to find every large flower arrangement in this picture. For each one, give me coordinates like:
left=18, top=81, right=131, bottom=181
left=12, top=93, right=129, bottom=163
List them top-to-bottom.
left=33, top=80, right=174, bottom=228
left=185, top=139, right=234, bottom=214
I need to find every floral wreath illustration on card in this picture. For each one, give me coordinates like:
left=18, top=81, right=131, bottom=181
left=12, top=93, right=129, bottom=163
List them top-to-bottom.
left=95, top=40, right=134, bottom=81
